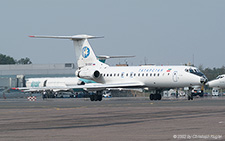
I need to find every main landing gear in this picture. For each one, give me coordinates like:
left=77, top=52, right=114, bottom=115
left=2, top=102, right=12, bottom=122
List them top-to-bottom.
left=149, top=90, right=162, bottom=100
left=90, top=91, right=102, bottom=101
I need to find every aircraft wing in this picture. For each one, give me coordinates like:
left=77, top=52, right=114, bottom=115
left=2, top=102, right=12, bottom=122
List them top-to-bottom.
left=13, top=82, right=145, bottom=92
left=68, top=82, right=145, bottom=91
left=12, top=87, right=71, bottom=92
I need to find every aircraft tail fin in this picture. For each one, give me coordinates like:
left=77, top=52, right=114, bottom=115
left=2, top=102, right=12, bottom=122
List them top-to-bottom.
left=29, top=34, right=108, bottom=69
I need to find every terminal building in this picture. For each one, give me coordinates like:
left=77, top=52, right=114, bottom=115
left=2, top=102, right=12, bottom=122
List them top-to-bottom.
left=0, top=63, right=76, bottom=88
left=0, top=63, right=76, bottom=76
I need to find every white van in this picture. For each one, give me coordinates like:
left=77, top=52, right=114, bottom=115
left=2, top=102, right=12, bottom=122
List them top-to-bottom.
left=212, top=88, right=219, bottom=96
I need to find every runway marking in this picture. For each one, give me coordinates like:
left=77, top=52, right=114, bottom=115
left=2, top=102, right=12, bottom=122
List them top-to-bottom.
left=53, top=107, right=89, bottom=110
left=219, top=121, right=225, bottom=124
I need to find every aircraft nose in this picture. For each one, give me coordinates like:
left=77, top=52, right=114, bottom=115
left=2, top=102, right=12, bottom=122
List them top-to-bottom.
left=200, top=76, right=208, bottom=84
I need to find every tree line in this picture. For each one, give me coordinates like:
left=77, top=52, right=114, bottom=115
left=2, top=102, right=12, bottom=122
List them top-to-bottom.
left=0, top=53, right=32, bottom=65
left=199, top=65, right=225, bottom=81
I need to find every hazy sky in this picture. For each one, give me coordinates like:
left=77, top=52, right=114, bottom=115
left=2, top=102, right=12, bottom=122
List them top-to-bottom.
left=1, top=0, right=225, bottom=68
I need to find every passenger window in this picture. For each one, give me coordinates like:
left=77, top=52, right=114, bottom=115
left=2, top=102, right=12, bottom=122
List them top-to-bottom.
left=114, top=73, right=116, bottom=77
left=117, top=73, right=120, bottom=77
left=126, top=73, right=128, bottom=77
left=134, top=73, right=136, bottom=77
left=138, top=73, right=140, bottom=76
left=142, top=73, right=144, bottom=76
left=146, top=73, right=148, bottom=76
left=150, top=73, right=152, bottom=76
left=154, top=73, right=156, bottom=76
left=158, top=73, right=160, bottom=76
left=107, top=74, right=109, bottom=77
left=110, top=74, right=112, bottom=77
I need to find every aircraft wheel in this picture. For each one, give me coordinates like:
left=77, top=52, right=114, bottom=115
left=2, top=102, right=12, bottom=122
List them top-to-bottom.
left=149, top=94, right=154, bottom=100
left=153, top=94, right=158, bottom=100
left=155, top=94, right=160, bottom=100
left=158, top=94, right=162, bottom=100
left=90, top=95, right=94, bottom=101
left=94, top=95, right=98, bottom=101
left=98, top=95, right=102, bottom=101
left=188, top=95, right=190, bottom=100
left=188, top=95, right=193, bottom=100
left=190, top=95, right=193, bottom=100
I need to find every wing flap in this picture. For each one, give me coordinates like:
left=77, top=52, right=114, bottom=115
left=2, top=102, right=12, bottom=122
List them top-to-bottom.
left=68, top=82, right=145, bottom=91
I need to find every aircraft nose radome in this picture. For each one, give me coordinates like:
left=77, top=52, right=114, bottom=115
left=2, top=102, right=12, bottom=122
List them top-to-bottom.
left=200, top=77, right=208, bottom=84
left=206, top=81, right=214, bottom=87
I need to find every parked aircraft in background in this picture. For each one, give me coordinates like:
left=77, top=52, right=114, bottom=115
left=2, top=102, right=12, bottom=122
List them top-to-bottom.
left=27, top=34, right=207, bottom=101
left=207, top=74, right=225, bottom=96
left=207, top=74, right=225, bottom=88
left=13, top=77, right=93, bottom=98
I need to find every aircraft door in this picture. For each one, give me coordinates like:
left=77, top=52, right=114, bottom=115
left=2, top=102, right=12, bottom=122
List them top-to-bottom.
left=173, top=71, right=178, bottom=82
left=43, top=80, right=47, bottom=87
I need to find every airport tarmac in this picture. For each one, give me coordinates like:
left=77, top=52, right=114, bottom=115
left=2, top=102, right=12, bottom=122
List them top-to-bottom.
left=0, top=96, right=224, bottom=141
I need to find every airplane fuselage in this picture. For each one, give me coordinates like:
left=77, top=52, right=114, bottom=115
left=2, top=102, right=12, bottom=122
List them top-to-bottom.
left=85, top=65, right=206, bottom=89
left=207, top=74, right=225, bottom=89
left=26, top=77, right=80, bottom=88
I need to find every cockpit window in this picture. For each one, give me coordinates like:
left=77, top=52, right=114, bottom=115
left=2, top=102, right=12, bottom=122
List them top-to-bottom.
left=185, top=68, right=205, bottom=77
left=189, top=69, right=194, bottom=73
left=216, top=75, right=224, bottom=79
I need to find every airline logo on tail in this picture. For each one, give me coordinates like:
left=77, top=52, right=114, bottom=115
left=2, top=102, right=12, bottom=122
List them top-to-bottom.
left=82, top=46, right=90, bottom=58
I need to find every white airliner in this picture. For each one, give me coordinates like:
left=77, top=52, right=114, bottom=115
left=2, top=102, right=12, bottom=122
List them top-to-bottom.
left=28, top=34, right=207, bottom=101
left=207, top=74, right=225, bottom=96
left=207, top=74, right=225, bottom=88
left=13, top=77, right=91, bottom=97
left=26, top=77, right=92, bottom=93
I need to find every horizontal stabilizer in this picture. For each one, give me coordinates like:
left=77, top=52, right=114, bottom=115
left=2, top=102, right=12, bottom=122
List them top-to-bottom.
left=29, top=34, right=104, bottom=40
left=97, top=55, right=135, bottom=59
left=97, top=55, right=135, bottom=63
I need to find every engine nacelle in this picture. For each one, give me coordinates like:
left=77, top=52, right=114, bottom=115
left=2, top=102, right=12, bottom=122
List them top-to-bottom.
left=76, top=70, right=101, bottom=80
